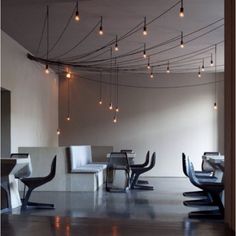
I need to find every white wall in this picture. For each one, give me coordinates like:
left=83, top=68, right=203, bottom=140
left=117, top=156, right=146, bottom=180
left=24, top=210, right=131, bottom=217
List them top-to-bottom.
left=1, top=31, right=59, bottom=152
left=59, top=71, right=224, bottom=177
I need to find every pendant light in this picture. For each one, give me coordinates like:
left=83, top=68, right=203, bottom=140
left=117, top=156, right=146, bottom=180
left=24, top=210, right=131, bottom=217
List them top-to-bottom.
left=179, top=0, right=184, bottom=18
left=75, top=1, right=80, bottom=21
left=45, top=6, right=50, bottom=74
left=99, top=16, right=103, bottom=35
left=143, top=17, right=147, bottom=36
left=180, top=31, right=184, bottom=48
left=114, top=35, right=119, bottom=51
left=143, top=43, right=147, bottom=58
left=213, top=44, right=217, bottom=110
left=109, top=47, right=113, bottom=111
left=201, top=59, right=205, bottom=71
left=166, top=61, right=170, bottom=73
left=115, top=66, right=119, bottom=112
left=198, top=66, right=201, bottom=78
left=150, top=67, right=154, bottom=79
left=98, top=71, right=103, bottom=105
left=66, top=72, right=71, bottom=121
left=57, top=128, right=61, bottom=135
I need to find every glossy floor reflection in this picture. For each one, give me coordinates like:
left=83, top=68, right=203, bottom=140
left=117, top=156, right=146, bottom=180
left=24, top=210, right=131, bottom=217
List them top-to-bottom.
left=2, top=177, right=231, bottom=236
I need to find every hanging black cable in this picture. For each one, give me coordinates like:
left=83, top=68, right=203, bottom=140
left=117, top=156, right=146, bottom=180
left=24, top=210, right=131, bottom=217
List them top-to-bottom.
left=45, top=5, right=50, bottom=74
left=36, top=12, right=47, bottom=56
left=214, top=44, right=217, bottom=110
left=109, top=47, right=113, bottom=110
left=99, top=71, right=103, bottom=105
left=66, top=75, right=71, bottom=120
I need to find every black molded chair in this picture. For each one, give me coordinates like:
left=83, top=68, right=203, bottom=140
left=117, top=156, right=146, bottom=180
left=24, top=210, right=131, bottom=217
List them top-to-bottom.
left=130, top=151, right=150, bottom=185
left=106, top=152, right=130, bottom=192
left=130, top=152, right=156, bottom=190
left=182, top=153, right=216, bottom=198
left=20, top=156, right=57, bottom=210
left=187, top=160, right=224, bottom=219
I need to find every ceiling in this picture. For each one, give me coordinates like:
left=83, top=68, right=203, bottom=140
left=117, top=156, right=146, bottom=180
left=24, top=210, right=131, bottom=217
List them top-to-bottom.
left=2, top=0, right=224, bottom=74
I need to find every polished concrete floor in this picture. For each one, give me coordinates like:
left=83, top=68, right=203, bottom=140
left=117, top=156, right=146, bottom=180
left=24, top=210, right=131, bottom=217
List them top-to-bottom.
left=2, top=177, right=232, bottom=236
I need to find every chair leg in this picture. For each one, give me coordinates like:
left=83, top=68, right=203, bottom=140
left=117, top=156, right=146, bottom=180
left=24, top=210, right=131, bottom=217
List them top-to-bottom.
left=131, top=174, right=139, bottom=189
left=21, top=188, right=33, bottom=210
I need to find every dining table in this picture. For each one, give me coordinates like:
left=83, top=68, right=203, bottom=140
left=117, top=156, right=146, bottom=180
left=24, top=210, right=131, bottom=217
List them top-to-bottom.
left=1, top=157, right=31, bottom=210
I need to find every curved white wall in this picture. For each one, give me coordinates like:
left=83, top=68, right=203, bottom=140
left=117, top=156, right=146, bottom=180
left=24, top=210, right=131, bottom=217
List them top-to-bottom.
left=1, top=31, right=59, bottom=152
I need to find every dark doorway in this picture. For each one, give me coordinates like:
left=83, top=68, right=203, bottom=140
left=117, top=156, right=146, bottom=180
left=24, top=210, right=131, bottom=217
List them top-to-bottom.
left=1, top=88, right=11, bottom=157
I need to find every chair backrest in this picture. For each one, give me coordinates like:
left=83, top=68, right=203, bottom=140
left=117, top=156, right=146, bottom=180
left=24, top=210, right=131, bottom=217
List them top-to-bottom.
left=68, top=146, right=92, bottom=172
left=143, top=151, right=150, bottom=166
left=108, top=152, right=130, bottom=169
left=145, top=152, right=156, bottom=171
left=202, top=152, right=220, bottom=172
left=10, top=153, right=32, bottom=178
left=182, top=153, right=189, bottom=177
left=46, top=156, right=57, bottom=182
left=187, top=158, right=201, bottom=188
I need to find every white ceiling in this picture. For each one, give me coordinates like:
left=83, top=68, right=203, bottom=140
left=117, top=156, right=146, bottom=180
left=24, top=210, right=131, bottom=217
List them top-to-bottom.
left=2, top=0, right=224, bottom=73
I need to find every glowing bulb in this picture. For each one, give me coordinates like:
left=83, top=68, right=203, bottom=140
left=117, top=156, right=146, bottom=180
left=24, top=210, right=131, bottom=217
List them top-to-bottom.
left=179, top=8, right=184, bottom=18
left=75, top=11, right=80, bottom=21
left=99, top=16, right=103, bottom=35
left=143, top=17, right=147, bottom=36
left=99, top=27, right=103, bottom=35
left=143, top=27, right=147, bottom=36
left=180, top=42, right=184, bottom=48
left=115, top=44, right=119, bottom=51
left=143, top=52, right=147, bottom=59
left=210, top=60, right=214, bottom=66
left=45, top=64, right=50, bottom=74
left=147, top=64, right=150, bottom=70
left=201, top=65, right=205, bottom=72
left=166, top=67, right=170, bottom=73
left=66, top=72, right=71, bottom=78
left=198, top=72, right=201, bottom=78
left=150, top=73, right=154, bottom=79
left=99, top=100, right=102, bottom=105
left=214, top=102, right=217, bottom=110
left=109, top=103, right=113, bottom=110
left=115, top=107, right=119, bottom=112
left=66, top=116, right=70, bottom=121
left=113, top=116, right=117, bottom=123
left=57, top=129, right=60, bottom=135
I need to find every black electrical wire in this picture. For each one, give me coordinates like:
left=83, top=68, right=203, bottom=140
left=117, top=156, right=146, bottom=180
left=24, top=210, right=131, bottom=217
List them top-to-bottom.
left=35, top=11, right=47, bottom=56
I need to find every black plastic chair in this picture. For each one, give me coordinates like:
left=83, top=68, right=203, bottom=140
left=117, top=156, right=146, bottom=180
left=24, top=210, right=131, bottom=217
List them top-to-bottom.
left=130, top=151, right=150, bottom=185
left=106, top=152, right=130, bottom=192
left=130, top=152, right=156, bottom=190
left=182, top=153, right=216, bottom=198
left=20, top=156, right=57, bottom=210
left=186, top=159, right=224, bottom=219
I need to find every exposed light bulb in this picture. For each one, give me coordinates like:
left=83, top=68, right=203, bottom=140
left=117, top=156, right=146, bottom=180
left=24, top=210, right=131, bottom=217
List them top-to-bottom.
left=179, top=0, right=184, bottom=18
left=179, top=7, right=184, bottom=18
left=75, top=11, right=80, bottom=21
left=99, top=16, right=103, bottom=35
left=143, top=17, right=147, bottom=35
left=99, top=26, right=103, bottom=35
left=143, top=28, right=147, bottom=36
left=180, top=32, right=184, bottom=48
left=115, top=44, right=119, bottom=51
left=143, top=52, right=147, bottom=59
left=166, top=61, right=170, bottom=73
left=147, top=63, right=151, bottom=70
left=45, top=64, right=50, bottom=74
left=198, top=67, right=201, bottom=78
left=66, top=72, right=71, bottom=78
left=150, top=73, right=154, bottom=79
left=99, top=100, right=102, bottom=105
left=214, top=102, right=217, bottom=110
left=109, top=103, right=113, bottom=110
left=115, top=107, right=119, bottom=112
left=66, top=116, right=70, bottom=121
left=113, top=116, right=117, bottom=123
left=57, top=129, right=61, bottom=135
